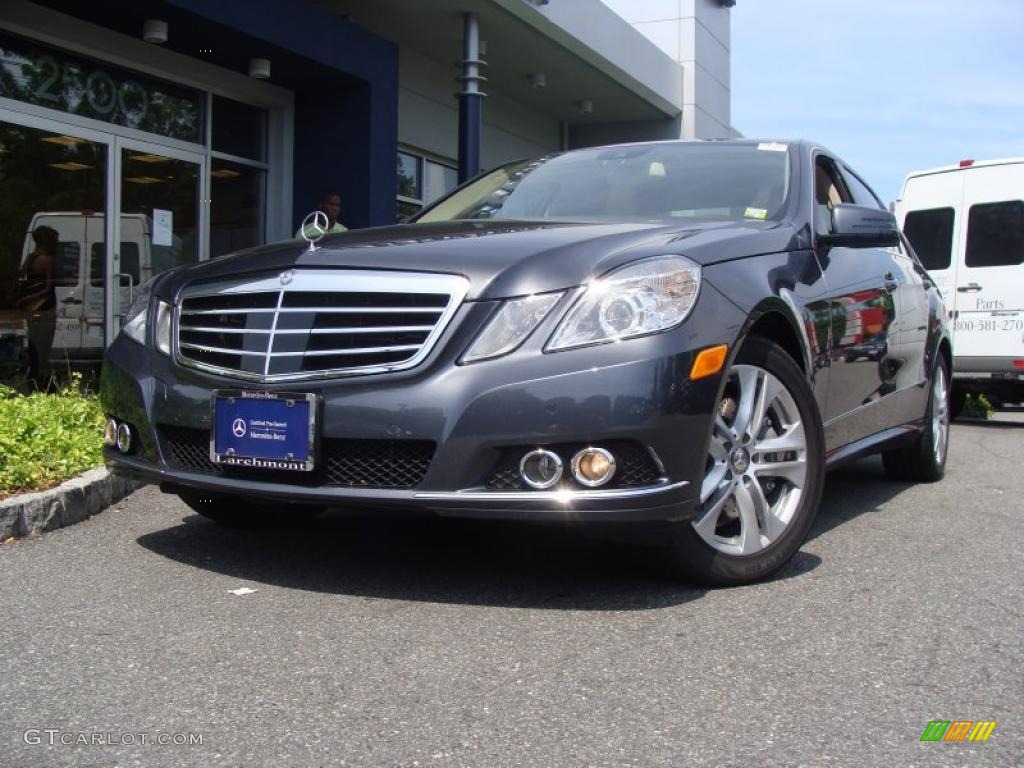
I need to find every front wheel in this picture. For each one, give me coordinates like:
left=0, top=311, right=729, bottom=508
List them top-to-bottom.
left=662, top=337, right=826, bottom=586
left=177, top=490, right=326, bottom=529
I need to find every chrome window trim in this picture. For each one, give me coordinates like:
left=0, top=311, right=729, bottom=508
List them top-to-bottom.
left=174, top=269, right=469, bottom=383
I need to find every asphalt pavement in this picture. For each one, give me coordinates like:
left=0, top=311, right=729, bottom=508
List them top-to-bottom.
left=2, top=415, right=1022, bottom=767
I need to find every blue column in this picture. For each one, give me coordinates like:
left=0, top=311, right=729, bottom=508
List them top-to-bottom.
left=457, top=13, right=486, bottom=183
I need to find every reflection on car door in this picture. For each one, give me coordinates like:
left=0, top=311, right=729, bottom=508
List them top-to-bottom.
left=813, top=155, right=900, bottom=444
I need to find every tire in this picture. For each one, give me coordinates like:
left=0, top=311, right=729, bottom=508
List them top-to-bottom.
left=662, top=336, right=826, bottom=586
left=882, top=355, right=950, bottom=483
left=177, top=489, right=326, bottom=529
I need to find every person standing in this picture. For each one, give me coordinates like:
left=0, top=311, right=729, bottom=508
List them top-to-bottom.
left=296, top=192, right=348, bottom=239
left=16, top=225, right=58, bottom=380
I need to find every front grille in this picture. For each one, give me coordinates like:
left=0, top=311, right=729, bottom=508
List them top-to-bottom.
left=176, top=269, right=468, bottom=382
left=158, top=425, right=435, bottom=489
left=486, top=440, right=663, bottom=491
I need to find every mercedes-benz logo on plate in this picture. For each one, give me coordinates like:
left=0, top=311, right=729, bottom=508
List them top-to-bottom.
left=300, top=210, right=329, bottom=249
left=280, top=269, right=295, bottom=286
left=232, top=418, right=247, bottom=438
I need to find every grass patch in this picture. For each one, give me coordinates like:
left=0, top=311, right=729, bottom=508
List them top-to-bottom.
left=0, top=374, right=104, bottom=498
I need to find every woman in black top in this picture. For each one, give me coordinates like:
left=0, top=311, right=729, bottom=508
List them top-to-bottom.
left=18, top=225, right=58, bottom=379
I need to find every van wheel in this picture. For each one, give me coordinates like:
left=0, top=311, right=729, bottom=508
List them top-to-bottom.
left=661, top=337, right=825, bottom=586
left=882, top=356, right=950, bottom=482
left=177, top=490, right=325, bottom=529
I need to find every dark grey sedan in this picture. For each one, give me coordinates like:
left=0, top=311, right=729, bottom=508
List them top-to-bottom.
left=101, top=140, right=951, bottom=585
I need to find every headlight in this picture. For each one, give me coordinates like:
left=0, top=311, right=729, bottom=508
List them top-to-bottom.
left=547, top=256, right=701, bottom=351
left=119, top=280, right=154, bottom=345
left=462, top=291, right=563, bottom=363
left=155, top=301, right=172, bottom=356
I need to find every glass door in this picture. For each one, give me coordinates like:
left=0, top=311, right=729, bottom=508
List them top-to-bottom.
left=0, top=118, right=111, bottom=382
left=111, top=139, right=206, bottom=342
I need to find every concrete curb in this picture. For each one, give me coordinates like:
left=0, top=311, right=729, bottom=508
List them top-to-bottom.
left=0, top=468, right=144, bottom=539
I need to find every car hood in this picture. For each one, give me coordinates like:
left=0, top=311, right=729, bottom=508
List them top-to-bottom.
left=160, top=219, right=806, bottom=301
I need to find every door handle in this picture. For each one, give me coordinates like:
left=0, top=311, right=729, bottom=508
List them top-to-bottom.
left=883, top=272, right=898, bottom=292
left=957, top=283, right=982, bottom=293
left=61, top=297, right=83, bottom=305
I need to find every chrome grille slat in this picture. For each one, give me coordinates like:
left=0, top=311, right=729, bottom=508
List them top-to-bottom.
left=174, top=269, right=469, bottom=383
left=180, top=307, right=446, bottom=315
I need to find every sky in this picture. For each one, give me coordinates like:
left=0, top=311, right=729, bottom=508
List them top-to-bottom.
left=730, top=0, right=1024, bottom=203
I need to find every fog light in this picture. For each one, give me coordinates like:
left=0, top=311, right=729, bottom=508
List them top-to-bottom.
left=104, top=418, right=118, bottom=447
left=116, top=423, right=132, bottom=453
left=571, top=447, right=616, bottom=487
left=519, top=449, right=563, bottom=490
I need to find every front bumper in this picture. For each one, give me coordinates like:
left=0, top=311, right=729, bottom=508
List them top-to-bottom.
left=101, top=286, right=743, bottom=522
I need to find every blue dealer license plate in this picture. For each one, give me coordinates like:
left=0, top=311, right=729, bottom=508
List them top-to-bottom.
left=211, top=391, right=317, bottom=472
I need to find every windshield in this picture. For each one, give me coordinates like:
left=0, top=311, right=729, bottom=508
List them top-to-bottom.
left=415, top=142, right=791, bottom=225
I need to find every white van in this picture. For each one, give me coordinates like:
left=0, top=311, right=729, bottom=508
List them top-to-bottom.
left=894, top=158, right=1024, bottom=413
left=20, top=212, right=181, bottom=369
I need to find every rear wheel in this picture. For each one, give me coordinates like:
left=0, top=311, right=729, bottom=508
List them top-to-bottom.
left=663, top=337, right=825, bottom=586
left=882, top=356, right=950, bottom=482
left=177, top=490, right=326, bottom=529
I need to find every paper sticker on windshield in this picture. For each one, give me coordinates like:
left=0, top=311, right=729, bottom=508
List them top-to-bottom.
left=757, top=142, right=788, bottom=152
left=744, top=207, right=768, bottom=220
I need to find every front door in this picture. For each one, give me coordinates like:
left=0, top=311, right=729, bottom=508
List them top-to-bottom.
left=110, top=140, right=205, bottom=339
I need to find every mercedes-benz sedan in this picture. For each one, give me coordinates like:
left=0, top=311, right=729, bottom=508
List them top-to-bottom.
left=101, top=140, right=951, bottom=585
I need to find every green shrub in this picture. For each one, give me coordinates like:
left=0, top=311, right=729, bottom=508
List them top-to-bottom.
left=0, top=374, right=105, bottom=497
left=963, top=393, right=993, bottom=418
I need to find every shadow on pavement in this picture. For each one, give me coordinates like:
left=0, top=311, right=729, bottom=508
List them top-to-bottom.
left=810, top=455, right=912, bottom=542
left=137, top=509, right=714, bottom=610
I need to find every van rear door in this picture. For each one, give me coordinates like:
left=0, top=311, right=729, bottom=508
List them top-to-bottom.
left=955, top=164, right=1024, bottom=363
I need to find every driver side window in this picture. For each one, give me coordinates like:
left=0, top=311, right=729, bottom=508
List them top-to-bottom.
left=814, top=156, right=852, bottom=234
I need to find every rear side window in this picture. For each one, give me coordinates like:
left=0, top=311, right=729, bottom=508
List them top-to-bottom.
left=842, top=167, right=885, bottom=210
left=966, top=200, right=1024, bottom=268
left=903, top=208, right=954, bottom=270
left=54, top=242, right=81, bottom=287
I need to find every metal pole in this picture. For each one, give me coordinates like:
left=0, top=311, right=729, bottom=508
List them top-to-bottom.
left=456, top=12, right=486, bottom=183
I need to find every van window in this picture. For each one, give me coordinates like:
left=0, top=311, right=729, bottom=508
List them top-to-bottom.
left=966, top=201, right=1024, bottom=268
left=904, top=208, right=954, bottom=271
left=53, top=242, right=80, bottom=287
left=91, top=243, right=140, bottom=285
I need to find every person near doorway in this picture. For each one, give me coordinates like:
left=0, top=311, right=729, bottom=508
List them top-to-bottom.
left=295, top=192, right=348, bottom=239
left=16, top=225, right=58, bottom=380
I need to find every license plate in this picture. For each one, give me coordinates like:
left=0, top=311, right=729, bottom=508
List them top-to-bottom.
left=210, top=390, right=317, bottom=472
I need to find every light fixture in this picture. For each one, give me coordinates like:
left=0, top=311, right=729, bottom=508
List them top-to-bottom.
left=142, top=19, right=168, bottom=44
left=248, top=58, right=271, bottom=79
left=529, top=73, right=546, bottom=88
left=578, top=99, right=594, bottom=114
left=40, top=135, right=90, bottom=146
left=128, top=153, right=171, bottom=164
left=49, top=161, right=94, bottom=171
left=210, top=168, right=241, bottom=179
left=125, top=176, right=166, bottom=184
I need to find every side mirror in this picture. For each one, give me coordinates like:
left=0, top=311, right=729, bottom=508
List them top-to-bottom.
left=820, top=204, right=899, bottom=248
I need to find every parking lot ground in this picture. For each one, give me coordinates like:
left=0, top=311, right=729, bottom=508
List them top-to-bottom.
left=2, top=415, right=1022, bottom=767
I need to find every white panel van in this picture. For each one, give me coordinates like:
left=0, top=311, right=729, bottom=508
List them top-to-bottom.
left=895, top=159, right=1024, bottom=414
left=19, top=212, right=179, bottom=373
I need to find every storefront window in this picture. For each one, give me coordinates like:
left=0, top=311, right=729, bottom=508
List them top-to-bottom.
left=0, top=31, right=204, bottom=143
left=212, top=95, right=267, bottom=162
left=0, top=122, right=107, bottom=381
left=397, top=149, right=456, bottom=221
left=211, top=160, right=266, bottom=257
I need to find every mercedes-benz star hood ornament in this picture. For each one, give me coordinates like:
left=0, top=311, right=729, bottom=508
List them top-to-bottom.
left=300, top=210, right=329, bottom=252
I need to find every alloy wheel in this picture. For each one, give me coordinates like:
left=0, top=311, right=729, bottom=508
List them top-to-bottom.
left=693, top=364, right=808, bottom=556
left=932, top=365, right=949, bottom=465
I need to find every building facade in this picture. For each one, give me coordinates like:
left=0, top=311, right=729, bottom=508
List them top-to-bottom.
left=0, top=0, right=735, bottom=380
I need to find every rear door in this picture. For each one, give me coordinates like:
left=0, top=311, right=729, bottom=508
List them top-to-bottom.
left=954, top=164, right=1024, bottom=363
left=899, top=172, right=962, bottom=314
